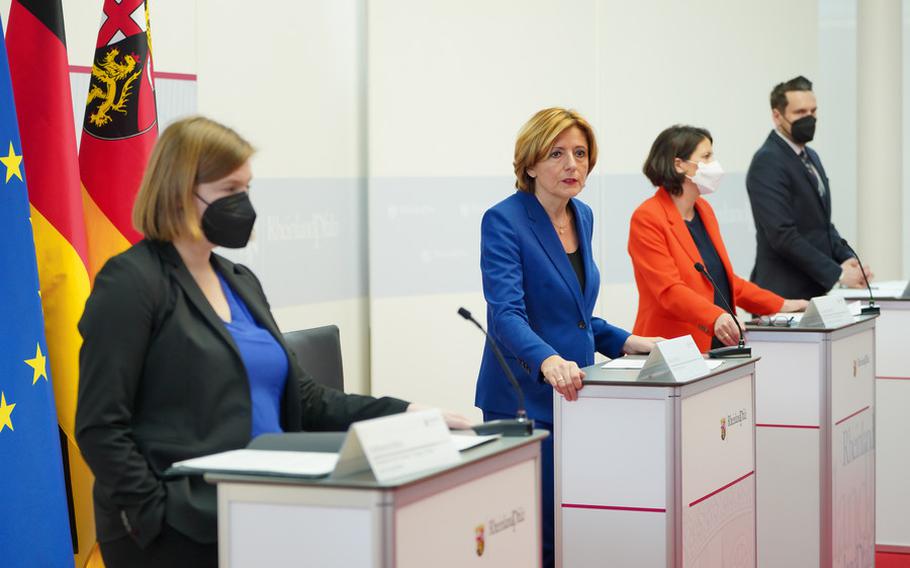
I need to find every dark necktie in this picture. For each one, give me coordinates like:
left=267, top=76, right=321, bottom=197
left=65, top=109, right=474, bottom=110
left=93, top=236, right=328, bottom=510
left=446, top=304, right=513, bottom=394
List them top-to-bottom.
left=799, top=150, right=823, bottom=197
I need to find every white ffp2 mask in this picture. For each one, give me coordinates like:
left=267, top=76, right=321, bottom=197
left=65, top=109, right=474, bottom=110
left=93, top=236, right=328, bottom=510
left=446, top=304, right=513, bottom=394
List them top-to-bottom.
left=687, top=160, right=725, bottom=195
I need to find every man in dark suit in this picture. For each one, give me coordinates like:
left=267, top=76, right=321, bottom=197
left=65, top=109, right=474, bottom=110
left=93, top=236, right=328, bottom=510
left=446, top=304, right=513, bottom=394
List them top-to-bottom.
left=746, top=76, right=872, bottom=299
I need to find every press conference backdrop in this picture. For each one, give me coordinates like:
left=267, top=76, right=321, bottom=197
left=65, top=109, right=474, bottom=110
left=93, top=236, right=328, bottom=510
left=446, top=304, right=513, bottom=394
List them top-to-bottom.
left=8, top=0, right=906, bottom=420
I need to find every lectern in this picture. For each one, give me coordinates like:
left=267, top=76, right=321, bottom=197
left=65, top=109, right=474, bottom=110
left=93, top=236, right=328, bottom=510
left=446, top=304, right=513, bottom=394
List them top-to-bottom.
left=746, top=315, right=876, bottom=567
left=555, top=358, right=758, bottom=567
left=208, top=432, right=547, bottom=567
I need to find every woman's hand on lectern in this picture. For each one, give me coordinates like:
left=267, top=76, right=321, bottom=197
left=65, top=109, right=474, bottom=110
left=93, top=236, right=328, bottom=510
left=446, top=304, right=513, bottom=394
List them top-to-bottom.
left=780, top=299, right=809, bottom=313
left=714, top=313, right=742, bottom=346
left=622, top=335, right=664, bottom=355
left=541, top=355, right=585, bottom=402
left=406, top=403, right=474, bottom=430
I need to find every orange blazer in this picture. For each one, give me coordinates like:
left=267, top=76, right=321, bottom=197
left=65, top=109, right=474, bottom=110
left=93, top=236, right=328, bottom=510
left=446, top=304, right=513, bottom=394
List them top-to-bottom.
left=628, top=188, right=784, bottom=352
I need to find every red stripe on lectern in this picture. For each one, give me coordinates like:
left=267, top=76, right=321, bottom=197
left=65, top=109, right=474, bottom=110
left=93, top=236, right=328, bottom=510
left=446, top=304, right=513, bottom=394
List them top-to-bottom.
left=68, top=65, right=197, bottom=81
left=877, top=376, right=910, bottom=381
left=835, top=405, right=871, bottom=426
left=755, top=423, right=820, bottom=429
left=689, top=471, right=755, bottom=508
left=561, top=503, right=666, bottom=513
left=876, top=544, right=910, bottom=555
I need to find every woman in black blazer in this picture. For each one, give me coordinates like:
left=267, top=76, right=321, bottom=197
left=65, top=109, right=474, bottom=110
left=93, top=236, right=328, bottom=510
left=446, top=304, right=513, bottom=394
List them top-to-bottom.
left=75, top=117, right=467, bottom=567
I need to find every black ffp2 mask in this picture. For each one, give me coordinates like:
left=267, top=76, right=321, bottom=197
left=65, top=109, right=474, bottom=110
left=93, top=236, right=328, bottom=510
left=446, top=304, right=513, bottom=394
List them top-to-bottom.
left=788, top=115, right=816, bottom=144
left=197, top=192, right=256, bottom=248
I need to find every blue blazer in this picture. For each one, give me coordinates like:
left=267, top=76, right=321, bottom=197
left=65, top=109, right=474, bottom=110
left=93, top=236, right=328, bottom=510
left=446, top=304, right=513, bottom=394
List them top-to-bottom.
left=474, top=191, right=630, bottom=424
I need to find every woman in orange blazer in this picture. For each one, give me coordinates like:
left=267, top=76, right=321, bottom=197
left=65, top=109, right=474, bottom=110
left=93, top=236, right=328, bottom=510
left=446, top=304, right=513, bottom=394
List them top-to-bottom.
left=629, top=125, right=807, bottom=352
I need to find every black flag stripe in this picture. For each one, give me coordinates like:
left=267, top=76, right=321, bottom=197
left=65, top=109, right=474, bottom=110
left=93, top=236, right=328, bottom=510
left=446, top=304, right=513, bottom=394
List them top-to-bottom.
left=14, top=0, right=66, bottom=46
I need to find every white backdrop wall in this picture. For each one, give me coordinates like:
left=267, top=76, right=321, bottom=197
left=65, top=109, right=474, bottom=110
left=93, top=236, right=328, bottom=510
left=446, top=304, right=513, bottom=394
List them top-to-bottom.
left=196, top=0, right=374, bottom=395
left=367, top=0, right=822, bottom=420
left=12, top=1, right=899, bottom=419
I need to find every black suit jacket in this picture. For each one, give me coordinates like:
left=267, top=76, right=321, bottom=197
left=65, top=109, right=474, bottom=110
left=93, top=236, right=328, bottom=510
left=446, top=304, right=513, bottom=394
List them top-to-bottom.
left=746, top=131, right=853, bottom=299
left=75, top=240, right=408, bottom=548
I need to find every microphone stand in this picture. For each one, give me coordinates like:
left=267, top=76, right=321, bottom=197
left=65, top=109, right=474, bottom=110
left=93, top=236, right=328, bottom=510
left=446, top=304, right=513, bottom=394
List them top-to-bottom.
left=840, top=239, right=880, bottom=315
left=694, top=263, right=752, bottom=358
left=458, top=307, right=534, bottom=436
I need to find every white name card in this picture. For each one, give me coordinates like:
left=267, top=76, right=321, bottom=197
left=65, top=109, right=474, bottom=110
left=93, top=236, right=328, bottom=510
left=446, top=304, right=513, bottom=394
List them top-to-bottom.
left=800, top=295, right=854, bottom=328
left=638, top=335, right=711, bottom=382
left=331, top=409, right=459, bottom=483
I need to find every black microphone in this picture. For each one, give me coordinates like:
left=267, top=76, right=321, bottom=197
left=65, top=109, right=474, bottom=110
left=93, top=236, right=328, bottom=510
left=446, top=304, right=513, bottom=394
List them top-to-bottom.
left=840, top=239, right=880, bottom=315
left=694, top=263, right=752, bottom=359
left=458, top=307, right=534, bottom=437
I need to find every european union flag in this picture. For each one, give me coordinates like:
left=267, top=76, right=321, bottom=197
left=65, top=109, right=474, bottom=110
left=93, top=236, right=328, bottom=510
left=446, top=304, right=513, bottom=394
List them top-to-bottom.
left=0, top=13, right=75, bottom=568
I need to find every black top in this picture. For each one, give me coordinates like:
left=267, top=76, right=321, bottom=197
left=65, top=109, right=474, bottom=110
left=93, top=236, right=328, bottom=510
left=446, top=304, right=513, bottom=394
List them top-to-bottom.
left=686, top=210, right=733, bottom=349
left=75, top=240, right=409, bottom=546
left=566, top=248, right=586, bottom=291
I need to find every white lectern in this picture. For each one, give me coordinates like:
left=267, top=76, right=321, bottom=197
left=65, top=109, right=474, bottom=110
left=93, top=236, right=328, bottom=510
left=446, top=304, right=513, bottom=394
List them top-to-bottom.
left=831, top=283, right=910, bottom=555
left=746, top=315, right=876, bottom=567
left=555, top=358, right=757, bottom=568
left=209, top=432, right=546, bottom=568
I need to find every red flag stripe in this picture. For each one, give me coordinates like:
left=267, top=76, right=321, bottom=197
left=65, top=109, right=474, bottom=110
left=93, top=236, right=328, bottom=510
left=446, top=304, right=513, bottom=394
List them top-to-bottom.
left=8, top=1, right=88, bottom=265
left=78, top=133, right=152, bottom=244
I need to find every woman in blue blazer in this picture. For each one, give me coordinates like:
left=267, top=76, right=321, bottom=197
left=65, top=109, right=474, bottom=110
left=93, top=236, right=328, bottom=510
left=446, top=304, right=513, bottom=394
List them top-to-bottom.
left=475, top=108, right=660, bottom=567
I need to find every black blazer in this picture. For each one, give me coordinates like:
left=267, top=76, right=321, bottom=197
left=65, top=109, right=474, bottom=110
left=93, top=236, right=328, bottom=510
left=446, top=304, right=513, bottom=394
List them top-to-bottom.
left=746, top=131, right=852, bottom=299
left=75, top=240, right=408, bottom=548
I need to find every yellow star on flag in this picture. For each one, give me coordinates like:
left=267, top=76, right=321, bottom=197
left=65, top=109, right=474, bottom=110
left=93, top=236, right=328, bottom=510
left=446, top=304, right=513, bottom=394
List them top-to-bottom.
left=0, top=141, right=23, bottom=183
left=24, top=343, right=48, bottom=385
left=0, top=392, right=15, bottom=432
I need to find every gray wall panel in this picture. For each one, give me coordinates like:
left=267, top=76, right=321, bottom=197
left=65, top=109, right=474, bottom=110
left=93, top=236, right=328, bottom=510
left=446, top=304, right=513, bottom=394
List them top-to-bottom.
left=367, top=172, right=757, bottom=296
left=219, top=178, right=368, bottom=307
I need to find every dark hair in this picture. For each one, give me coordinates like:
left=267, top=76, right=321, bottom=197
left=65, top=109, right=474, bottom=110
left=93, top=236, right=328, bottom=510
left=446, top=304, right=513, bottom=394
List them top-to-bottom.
left=770, top=76, right=813, bottom=113
left=642, top=125, right=713, bottom=196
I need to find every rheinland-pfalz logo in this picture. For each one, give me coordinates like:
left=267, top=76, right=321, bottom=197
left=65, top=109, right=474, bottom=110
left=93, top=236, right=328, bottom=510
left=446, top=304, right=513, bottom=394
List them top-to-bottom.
left=852, top=354, right=871, bottom=377
left=721, top=409, right=748, bottom=441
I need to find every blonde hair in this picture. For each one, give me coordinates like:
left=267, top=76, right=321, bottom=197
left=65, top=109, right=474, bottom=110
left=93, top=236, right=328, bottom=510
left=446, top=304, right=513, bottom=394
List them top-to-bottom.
left=513, top=108, right=598, bottom=192
left=132, top=116, right=255, bottom=241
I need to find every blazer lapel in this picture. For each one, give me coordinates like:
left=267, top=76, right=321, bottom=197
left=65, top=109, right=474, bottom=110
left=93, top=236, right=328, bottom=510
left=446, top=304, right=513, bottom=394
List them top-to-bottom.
left=768, top=131, right=827, bottom=213
left=805, top=150, right=831, bottom=216
left=656, top=189, right=702, bottom=267
left=522, top=193, right=586, bottom=317
left=570, top=199, right=597, bottom=307
left=158, top=242, right=243, bottom=363
left=214, top=256, right=284, bottom=344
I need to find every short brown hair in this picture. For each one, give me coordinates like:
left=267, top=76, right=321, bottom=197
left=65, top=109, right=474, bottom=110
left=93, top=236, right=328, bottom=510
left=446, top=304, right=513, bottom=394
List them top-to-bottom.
left=770, top=76, right=813, bottom=113
left=513, top=108, right=598, bottom=192
left=132, top=116, right=254, bottom=241
left=642, top=125, right=712, bottom=197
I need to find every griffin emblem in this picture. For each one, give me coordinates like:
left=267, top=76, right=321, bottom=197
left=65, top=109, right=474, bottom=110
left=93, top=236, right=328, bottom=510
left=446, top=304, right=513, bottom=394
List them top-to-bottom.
left=86, top=48, right=143, bottom=127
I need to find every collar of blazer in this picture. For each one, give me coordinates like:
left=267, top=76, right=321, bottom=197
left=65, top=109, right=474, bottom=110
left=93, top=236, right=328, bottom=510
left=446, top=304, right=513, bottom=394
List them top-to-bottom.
left=766, top=130, right=830, bottom=213
left=656, top=187, right=704, bottom=267
left=654, top=188, right=736, bottom=292
left=518, top=191, right=589, bottom=317
left=154, top=240, right=285, bottom=366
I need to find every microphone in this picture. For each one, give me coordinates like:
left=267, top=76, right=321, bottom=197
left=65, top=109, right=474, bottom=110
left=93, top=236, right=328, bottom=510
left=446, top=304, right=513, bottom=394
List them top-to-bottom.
left=840, top=239, right=880, bottom=315
left=694, top=263, right=752, bottom=359
left=457, top=307, right=534, bottom=437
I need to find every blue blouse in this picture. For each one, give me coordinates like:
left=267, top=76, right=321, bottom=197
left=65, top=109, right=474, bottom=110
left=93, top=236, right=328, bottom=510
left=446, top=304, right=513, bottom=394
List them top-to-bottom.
left=217, top=272, right=288, bottom=438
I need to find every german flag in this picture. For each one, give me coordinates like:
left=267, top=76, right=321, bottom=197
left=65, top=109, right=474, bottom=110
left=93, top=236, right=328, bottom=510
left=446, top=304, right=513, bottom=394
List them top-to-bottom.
left=80, top=0, right=158, bottom=276
left=7, top=1, right=102, bottom=566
